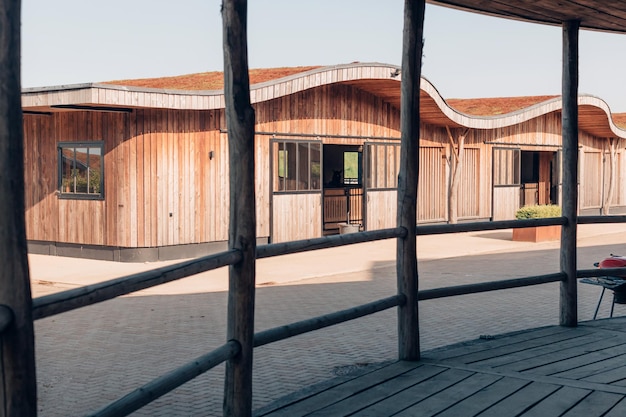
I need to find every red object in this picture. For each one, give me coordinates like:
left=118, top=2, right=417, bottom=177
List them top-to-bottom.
left=598, top=256, right=626, bottom=278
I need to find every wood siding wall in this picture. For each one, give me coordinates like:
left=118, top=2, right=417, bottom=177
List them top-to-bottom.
left=23, top=84, right=625, bottom=250
left=24, top=109, right=229, bottom=248
left=366, top=190, right=397, bottom=230
left=271, top=193, right=322, bottom=243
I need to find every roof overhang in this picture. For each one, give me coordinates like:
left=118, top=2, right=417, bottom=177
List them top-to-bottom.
left=427, top=0, right=626, bottom=34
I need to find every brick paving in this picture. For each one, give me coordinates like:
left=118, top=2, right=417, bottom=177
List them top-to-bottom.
left=30, top=225, right=626, bottom=416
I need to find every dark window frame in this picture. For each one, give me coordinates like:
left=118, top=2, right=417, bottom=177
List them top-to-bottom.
left=272, top=139, right=322, bottom=193
left=57, top=141, right=105, bottom=200
left=493, top=147, right=521, bottom=187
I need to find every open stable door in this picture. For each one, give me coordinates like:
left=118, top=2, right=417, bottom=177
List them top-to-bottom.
left=269, top=139, right=323, bottom=243
left=363, top=142, right=401, bottom=231
left=492, top=147, right=521, bottom=220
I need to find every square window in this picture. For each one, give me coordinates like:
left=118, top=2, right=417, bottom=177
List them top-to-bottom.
left=58, top=142, right=104, bottom=199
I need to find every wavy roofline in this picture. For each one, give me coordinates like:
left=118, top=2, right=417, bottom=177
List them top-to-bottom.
left=21, top=62, right=626, bottom=138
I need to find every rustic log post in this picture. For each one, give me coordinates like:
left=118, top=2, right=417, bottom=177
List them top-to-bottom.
left=0, top=0, right=37, bottom=415
left=222, top=0, right=256, bottom=415
left=397, top=0, right=425, bottom=361
left=560, top=20, right=579, bottom=327
left=446, top=127, right=468, bottom=224
left=601, top=138, right=616, bottom=215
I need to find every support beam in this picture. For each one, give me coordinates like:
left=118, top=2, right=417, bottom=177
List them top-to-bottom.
left=0, top=0, right=37, bottom=415
left=222, top=0, right=257, bottom=415
left=397, top=0, right=425, bottom=361
left=560, top=19, right=579, bottom=327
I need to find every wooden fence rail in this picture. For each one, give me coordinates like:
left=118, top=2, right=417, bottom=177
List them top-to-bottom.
left=22, top=215, right=626, bottom=416
left=578, top=215, right=626, bottom=224
left=416, top=217, right=567, bottom=235
left=257, top=227, right=406, bottom=259
left=32, top=249, right=242, bottom=320
left=577, top=267, right=626, bottom=278
left=419, top=272, right=566, bottom=300
left=253, top=294, right=405, bottom=348
left=0, top=304, right=13, bottom=333
left=87, top=340, right=241, bottom=417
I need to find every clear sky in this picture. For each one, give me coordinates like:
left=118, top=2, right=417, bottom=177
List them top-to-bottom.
left=22, top=0, right=626, bottom=112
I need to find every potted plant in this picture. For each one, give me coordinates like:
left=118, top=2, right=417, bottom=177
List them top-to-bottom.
left=512, top=204, right=562, bottom=242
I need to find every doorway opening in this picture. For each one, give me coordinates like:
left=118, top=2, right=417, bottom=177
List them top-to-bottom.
left=322, top=145, right=363, bottom=234
left=520, top=150, right=559, bottom=206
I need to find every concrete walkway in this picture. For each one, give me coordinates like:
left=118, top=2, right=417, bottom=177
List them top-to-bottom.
left=30, top=224, right=626, bottom=416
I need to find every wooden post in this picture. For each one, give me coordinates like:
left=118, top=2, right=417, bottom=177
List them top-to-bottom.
left=0, top=0, right=37, bottom=415
left=222, top=0, right=256, bottom=416
left=397, top=0, right=425, bottom=361
left=560, top=19, right=579, bottom=327
left=446, top=127, right=468, bottom=225
left=601, top=138, right=617, bottom=215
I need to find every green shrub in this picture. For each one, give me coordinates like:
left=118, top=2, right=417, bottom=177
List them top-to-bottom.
left=515, top=204, right=562, bottom=219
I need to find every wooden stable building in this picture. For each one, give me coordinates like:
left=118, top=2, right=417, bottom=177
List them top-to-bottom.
left=21, top=62, right=626, bottom=261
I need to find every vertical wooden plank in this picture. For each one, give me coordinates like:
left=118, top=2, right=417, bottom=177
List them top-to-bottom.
left=0, top=0, right=37, bottom=414
left=397, top=0, right=425, bottom=361
left=222, top=1, right=257, bottom=416
left=560, top=19, right=579, bottom=327
left=135, top=110, right=145, bottom=247
left=129, top=111, right=138, bottom=247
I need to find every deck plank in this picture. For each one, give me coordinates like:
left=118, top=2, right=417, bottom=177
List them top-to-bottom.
left=258, top=319, right=626, bottom=417
left=425, top=326, right=576, bottom=361
left=461, top=332, right=601, bottom=368
left=495, top=335, right=624, bottom=373
left=524, top=342, right=626, bottom=376
left=551, top=352, right=626, bottom=380
left=261, top=361, right=420, bottom=417
left=305, top=364, right=446, bottom=416
left=584, top=364, right=626, bottom=384
left=350, top=368, right=474, bottom=417
left=391, top=372, right=502, bottom=417
left=430, top=377, right=530, bottom=417
left=475, top=381, right=561, bottom=417
left=517, top=386, right=591, bottom=417
left=560, top=390, right=624, bottom=417
left=603, top=397, right=626, bottom=417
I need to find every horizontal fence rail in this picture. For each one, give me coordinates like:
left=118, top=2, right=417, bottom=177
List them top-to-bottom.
left=27, top=214, right=626, bottom=416
left=578, top=215, right=626, bottom=224
left=415, top=217, right=567, bottom=236
left=257, top=227, right=406, bottom=259
left=32, top=249, right=242, bottom=320
left=577, top=267, right=626, bottom=279
left=419, top=273, right=566, bottom=300
left=254, top=294, right=405, bottom=347
left=0, top=305, right=13, bottom=334
left=87, top=340, right=240, bottom=417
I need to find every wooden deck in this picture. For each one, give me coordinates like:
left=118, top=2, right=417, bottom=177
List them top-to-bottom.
left=256, top=317, right=626, bottom=416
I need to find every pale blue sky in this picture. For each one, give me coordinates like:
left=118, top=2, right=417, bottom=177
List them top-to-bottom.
left=22, top=1, right=626, bottom=112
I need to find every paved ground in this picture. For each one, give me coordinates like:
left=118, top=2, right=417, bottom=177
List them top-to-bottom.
left=30, top=224, right=626, bottom=416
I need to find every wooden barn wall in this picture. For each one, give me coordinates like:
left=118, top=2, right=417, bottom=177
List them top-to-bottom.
left=255, top=83, right=402, bottom=241
left=24, top=90, right=626, bottom=250
left=24, top=109, right=228, bottom=248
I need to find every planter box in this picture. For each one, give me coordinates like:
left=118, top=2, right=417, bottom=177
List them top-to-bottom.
left=512, top=225, right=561, bottom=242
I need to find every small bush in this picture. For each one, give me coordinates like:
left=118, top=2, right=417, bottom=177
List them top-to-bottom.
left=515, top=204, right=561, bottom=219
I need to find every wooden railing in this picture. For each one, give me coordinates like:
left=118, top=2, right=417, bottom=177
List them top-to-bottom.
left=0, top=216, right=622, bottom=416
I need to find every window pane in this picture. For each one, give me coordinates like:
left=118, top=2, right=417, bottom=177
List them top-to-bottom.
left=58, top=142, right=104, bottom=198
left=276, top=142, right=287, bottom=191
left=284, top=142, right=297, bottom=191
left=297, top=142, right=310, bottom=190
left=310, top=143, right=321, bottom=190
left=88, top=147, right=102, bottom=194
left=493, top=149, right=520, bottom=186
left=344, top=151, right=359, bottom=185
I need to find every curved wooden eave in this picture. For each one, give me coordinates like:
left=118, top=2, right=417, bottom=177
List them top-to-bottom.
left=20, top=62, right=626, bottom=139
